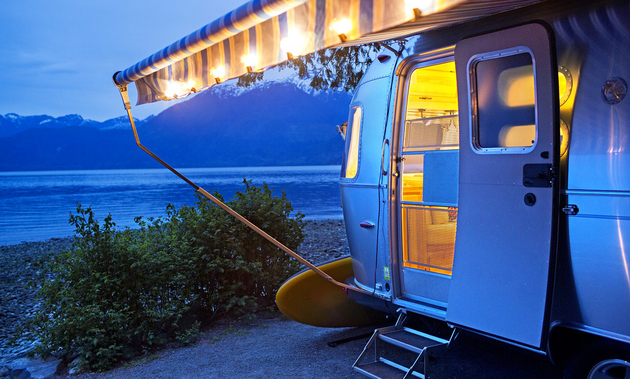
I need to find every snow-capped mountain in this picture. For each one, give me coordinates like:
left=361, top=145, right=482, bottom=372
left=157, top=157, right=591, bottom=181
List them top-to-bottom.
left=0, top=81, right=352, bottom=171
left=0, top=113, right=151, bottom=138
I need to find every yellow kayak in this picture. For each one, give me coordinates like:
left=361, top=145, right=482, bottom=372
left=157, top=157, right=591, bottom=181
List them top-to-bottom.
left=276, top=256, right=387, bottom=327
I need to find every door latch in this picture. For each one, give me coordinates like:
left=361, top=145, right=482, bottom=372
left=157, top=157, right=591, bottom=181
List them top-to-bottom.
left=523, top=164, right=553, bottom=188
left=562, top=204, right=579, bottom=215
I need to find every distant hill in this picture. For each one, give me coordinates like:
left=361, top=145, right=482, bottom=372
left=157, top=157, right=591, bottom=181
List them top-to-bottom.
left=0, top=82, right=351, bottom=171
left=0, top=113, right=150, bottom=138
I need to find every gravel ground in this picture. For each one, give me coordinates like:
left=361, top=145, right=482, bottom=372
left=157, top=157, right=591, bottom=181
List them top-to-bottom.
left=1, top=220, right=564, bottom=378
left=0, top=237, right=75, bottom=370
left=53, top=318, right=562, bottom=379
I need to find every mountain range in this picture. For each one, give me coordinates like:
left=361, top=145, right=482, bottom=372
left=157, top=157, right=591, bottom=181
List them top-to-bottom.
left=0, top=81, right=352, bottom=171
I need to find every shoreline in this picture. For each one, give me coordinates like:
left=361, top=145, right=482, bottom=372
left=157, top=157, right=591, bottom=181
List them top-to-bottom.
left=0, top=216, right=344, bottom=249
left=0, top=219, right=349, bottom=374
left=0, top=219, right=348, bottom=260
left=0, top=236, right=74, bottom=252
left=0, top=236, right=75, bottom=249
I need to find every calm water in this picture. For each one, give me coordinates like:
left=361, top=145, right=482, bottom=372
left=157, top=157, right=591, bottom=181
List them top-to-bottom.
left=0, top=166, right=343, bottom=246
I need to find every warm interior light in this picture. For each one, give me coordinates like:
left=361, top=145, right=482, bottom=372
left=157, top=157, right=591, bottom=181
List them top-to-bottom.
left=329, top=19, right=352, bottom=35
left=400, top=59, right=459, bottom=277
left=405, top=61, right=458, bottom=119
left=498, top=65, right=574, bottom=108
left=498, top=66, right=535, bottom=107
left=558, top=67, right=573, bottom=106
left=558, top=72, right=567, bottom=100
left=344, top=107, right=361, bottom=178
left=498, top=124, right=536, bottom=147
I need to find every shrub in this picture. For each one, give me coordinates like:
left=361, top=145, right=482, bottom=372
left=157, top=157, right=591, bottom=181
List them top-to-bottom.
left=28, top=180, right=304, bottom=371
left=175, top=181, right=305, bottom=316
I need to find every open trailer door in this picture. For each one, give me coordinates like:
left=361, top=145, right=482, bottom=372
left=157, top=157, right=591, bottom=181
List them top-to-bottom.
left=446, top=23, right=559, bottom=348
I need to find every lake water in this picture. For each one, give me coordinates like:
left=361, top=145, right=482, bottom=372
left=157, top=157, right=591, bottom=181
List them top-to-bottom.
left=0, top=166, right=343, bottom=246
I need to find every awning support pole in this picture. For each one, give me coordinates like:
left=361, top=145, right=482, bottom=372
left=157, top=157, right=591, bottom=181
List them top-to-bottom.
left=114, top=82, right=371, bottom=296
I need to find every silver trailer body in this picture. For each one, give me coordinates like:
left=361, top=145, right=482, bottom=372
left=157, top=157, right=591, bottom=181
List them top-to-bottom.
left=341, top=0, right=630, bottom=368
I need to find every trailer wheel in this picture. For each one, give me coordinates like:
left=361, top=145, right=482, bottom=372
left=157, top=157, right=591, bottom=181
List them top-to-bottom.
left=563, top=342, right=630, bottom=379
left=587, top=359, right=630, bottom=379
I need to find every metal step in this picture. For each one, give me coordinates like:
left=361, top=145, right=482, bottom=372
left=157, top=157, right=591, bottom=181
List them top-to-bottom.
left=352, top=312, right=455, bottom=379
left=379, top=327, right=449, bottom=354
left=354, top=358, right=424, bottom=379
left=354, top=361, right=407, bottom=379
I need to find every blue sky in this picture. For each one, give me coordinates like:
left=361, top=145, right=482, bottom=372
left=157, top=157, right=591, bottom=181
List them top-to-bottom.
left=0, top=0, right=247, bottom=121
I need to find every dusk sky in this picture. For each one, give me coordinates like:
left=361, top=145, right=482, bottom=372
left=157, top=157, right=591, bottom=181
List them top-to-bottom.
left=0, top=0, right=248, bottom=122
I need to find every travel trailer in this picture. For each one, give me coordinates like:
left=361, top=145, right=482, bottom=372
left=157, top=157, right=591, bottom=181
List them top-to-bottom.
left=114, top=0, right=629, bottom=377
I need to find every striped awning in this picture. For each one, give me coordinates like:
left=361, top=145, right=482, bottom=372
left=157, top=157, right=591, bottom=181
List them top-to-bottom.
left=114, top=0, right=544, bottom=105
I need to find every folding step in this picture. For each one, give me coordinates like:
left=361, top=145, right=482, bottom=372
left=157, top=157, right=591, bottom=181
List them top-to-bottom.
left=352, top=312, right=455, bottom=379
left=380, top=327, right=449, bottom=354
left=354, top=358, right=424, bottom=379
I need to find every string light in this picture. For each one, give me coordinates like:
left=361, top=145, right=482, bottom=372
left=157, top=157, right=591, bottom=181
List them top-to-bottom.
left=405, top=0, right=433, bottom=18
left=329, top=19, right=352, bottom=42
left=280, top=35, right=302, bottom=59
left=241, top=55, right=259, bottom=72
left=212, top=66, right=225, bottom=83
left=163, top=79, right=197, bottom=100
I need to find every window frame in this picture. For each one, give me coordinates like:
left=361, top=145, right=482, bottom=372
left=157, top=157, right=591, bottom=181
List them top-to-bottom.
left=467, top=46, right=539, bottom=155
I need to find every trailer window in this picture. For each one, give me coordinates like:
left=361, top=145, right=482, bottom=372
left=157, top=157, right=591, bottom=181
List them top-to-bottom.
left=472, top=52, right=536, bottom=150
left=341, top=106, right=362, bottom=178
left=402, top=206, right=457, bottom=276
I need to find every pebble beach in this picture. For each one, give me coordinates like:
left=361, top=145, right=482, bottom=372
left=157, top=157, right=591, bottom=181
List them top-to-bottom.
left=0, top=219, right=349, bottom=376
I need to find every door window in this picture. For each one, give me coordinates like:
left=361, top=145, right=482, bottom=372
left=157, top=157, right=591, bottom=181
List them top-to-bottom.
left=471, top=51, right=537, bottom=151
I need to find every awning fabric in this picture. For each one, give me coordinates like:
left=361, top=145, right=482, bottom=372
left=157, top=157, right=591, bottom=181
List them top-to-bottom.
left=114, top=0, right=543, bottom=105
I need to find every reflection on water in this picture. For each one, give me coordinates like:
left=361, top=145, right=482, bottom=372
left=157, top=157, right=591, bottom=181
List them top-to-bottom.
left=0, top=166, right=342, bottom=246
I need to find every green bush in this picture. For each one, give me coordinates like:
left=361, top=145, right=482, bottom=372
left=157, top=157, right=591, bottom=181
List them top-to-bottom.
left=28, top=180, right=304, bottom=371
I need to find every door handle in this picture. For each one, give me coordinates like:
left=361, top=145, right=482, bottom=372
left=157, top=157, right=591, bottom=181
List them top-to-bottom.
left=381, top=139, right=390, bottom=176
left=523, top=164, right=552, bottom=188
left=360, top=221, right=375, bottom=229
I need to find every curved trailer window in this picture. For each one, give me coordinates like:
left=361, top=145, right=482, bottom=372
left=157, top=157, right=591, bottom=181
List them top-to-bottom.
left=341, top=106, right=362, bottom=179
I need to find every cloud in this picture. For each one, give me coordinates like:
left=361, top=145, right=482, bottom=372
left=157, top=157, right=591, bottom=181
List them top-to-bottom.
left=0, top=0, right=246, bottom=120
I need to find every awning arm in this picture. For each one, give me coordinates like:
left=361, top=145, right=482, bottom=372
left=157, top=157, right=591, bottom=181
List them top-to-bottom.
left=114, top=77, right=371, bottom=296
